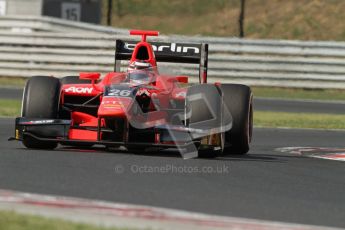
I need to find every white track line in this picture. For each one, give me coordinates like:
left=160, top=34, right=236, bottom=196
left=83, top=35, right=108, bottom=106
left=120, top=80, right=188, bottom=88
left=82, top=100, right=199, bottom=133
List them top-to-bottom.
left=255, top=97, right=345, bottom=105
left=255, top=126, right=345, bottom=132
left=276, top=147, right=345, bottom=162
left=312, top=153, right=345, bottom=161
left=0, top=189, right=341, bottom=230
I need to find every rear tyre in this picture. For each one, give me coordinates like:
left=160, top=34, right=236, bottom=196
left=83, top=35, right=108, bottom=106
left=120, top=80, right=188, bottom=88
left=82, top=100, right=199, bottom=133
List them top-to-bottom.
left=21, top=76, right=61, bottom=149
left=187, top=84, right=222, bottom=158
left=220, top=84, right=253, bottom=154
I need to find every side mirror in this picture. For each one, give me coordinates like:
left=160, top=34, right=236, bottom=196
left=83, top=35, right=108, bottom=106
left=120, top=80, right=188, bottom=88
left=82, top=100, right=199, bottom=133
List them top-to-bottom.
left=79, top=72, right=101, bottom=81
left=79, top=72, right=102, bottom=92
left=176, top=76, right=188, bottom=83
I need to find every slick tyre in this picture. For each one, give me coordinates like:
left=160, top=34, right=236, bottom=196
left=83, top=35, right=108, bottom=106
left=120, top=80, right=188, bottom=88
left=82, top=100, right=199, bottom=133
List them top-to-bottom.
left=21, top=76, right=61, bottom=149
left=186, top=84, right=222, bottom=158
left=220, top=84, right=253, bottom=155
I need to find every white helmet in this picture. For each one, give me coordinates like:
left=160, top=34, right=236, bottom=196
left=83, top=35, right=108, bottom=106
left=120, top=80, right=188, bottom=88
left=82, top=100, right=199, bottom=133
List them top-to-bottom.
left=127, top=60, right=154, bottom=85
left=127, top=60, right=152, bottom=71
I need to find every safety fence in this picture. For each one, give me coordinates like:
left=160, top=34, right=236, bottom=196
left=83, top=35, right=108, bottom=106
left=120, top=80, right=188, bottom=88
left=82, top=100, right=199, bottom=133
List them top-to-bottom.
left=1, top=15, right=345, bottom=89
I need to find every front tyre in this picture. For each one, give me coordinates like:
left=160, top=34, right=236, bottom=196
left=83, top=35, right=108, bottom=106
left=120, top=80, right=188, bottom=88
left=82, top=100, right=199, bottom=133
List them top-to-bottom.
left=21, top=76, right=61, bottom=149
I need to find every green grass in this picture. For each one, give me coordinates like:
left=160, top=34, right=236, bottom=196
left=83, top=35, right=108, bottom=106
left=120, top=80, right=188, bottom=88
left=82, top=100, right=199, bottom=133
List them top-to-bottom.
left=102, top=0, right=345, bottom=41
left=1, top=76, right=345, bottom=102
left=0, top=77, right=26, bottom=88
left=252, top=87, right=345, bottom=101
left=0, top=99, right=21, bottom=117
left=1, top=99, right=345, bottom=130
left=254, top=111, right=345, bottom=130
left=0, top=210, right=129, bottom=230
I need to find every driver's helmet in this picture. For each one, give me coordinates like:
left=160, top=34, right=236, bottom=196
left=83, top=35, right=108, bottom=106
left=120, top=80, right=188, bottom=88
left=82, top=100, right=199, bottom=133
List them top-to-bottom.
left=127, top=60, right=154, bottom=85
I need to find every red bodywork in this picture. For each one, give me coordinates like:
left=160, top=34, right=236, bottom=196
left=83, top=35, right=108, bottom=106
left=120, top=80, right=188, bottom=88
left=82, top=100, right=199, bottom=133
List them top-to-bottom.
left=60, top=30, right=190, bottom=143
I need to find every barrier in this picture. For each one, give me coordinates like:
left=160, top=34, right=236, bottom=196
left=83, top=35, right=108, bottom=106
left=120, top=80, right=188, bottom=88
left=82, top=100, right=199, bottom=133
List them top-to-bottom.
left=0, top=16, right=345, bottom=89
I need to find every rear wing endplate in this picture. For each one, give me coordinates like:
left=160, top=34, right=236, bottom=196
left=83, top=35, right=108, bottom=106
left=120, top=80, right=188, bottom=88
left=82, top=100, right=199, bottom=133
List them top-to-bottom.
left=114, top=40, right=209, bottom=83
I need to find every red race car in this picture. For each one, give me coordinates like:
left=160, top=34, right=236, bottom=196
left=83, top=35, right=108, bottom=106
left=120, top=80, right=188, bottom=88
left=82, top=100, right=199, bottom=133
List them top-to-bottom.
left=11, top=30, right=253, bottom=159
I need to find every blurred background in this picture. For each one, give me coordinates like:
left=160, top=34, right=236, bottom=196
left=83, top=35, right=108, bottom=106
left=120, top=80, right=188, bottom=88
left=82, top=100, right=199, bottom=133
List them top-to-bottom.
left=1, top=0, right=344, bottom=40
left=1, top=0, right=345, bottom=89
left=101, top=0, right=345, bottom=41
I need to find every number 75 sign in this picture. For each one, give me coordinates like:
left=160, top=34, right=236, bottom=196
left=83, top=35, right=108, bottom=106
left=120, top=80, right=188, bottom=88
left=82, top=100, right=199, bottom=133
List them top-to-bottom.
left=61, top=2, right=81, bottom=21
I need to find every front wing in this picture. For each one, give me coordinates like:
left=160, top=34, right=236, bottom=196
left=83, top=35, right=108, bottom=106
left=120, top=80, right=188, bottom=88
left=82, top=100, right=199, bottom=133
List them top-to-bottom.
left=11, top=118, right=224, bottom=159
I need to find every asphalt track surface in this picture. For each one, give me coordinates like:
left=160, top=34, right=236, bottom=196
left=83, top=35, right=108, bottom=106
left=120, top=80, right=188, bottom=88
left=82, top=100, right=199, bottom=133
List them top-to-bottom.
left=1, top=87, right=345, bottom=114
left=0, top=118, right=345, bottom=228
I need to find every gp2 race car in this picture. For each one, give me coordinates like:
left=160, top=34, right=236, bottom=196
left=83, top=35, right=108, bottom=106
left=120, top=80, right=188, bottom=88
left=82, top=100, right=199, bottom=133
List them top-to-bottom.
left=10, top=30, right=253, bottom=159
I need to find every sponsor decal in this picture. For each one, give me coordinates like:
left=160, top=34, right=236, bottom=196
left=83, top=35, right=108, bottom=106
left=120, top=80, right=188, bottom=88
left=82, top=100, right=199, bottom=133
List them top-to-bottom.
left=125, top=42, right=200, bottom=54
left=65, top=87, right=93, bottom=94
left=107, top=89, right=131, bottom=97
left=101, top=99, right=131, bottom=110
left=101, top=100, right=122, bottom=108
left=101, top=101, right=120, bottom=105
left=22, top=120, right=54, bottom=125
left=36, top=120, right=54, bottom=124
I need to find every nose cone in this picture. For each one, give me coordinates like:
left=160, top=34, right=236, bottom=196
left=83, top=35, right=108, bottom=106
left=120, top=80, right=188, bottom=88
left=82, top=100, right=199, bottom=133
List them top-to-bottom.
left=98, top=97, right=132, bottom=117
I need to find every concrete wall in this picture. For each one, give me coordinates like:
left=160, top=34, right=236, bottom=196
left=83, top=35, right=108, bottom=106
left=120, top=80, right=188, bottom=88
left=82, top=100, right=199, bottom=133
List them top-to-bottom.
left=6, top=0, right=43, bottom=16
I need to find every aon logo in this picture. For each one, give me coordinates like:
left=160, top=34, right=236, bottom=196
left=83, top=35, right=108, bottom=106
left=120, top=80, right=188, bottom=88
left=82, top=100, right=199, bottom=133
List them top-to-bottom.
left=65, top=87, right=93, bottom=94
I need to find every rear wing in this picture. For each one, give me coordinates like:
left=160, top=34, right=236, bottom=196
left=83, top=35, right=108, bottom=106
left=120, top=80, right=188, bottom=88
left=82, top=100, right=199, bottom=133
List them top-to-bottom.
left=114, top=40, right=209, bottom=83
